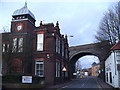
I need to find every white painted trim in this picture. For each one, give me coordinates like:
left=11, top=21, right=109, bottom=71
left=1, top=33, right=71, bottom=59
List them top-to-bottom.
left=35, top=59, right=44, bottom=77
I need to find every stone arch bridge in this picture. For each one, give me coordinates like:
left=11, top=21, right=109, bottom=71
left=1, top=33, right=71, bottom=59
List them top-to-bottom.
left=68, top=41, right=111, bottom=80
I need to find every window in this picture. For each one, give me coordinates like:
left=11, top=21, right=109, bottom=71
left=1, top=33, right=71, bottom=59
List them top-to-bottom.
left=22, top=16, right=25, bottom=18
left=37, top=34, right=44, bottom=51
left=12, top=37, right=23, bottom=52
left=12, top=38, right=17, bottom=52
left=18, top=38, right=23, bottom=52
left=56, top=38, right=61, bottom=54
left=56, top=38, right=58, bottom=53
left=58, top=39, right=60, bottom=54
left=62, top=43, right=64, bottom=57
left=2, top=44, right=5, bottom=52
left=2, top=44, right=10, bottom=52
left=6, top=44, right=9, bottom=52
left=65, top=48, right=68, bottom=59
left=116, top=51, right=120, bottom=56
left=35, top=60, right=44, bottom=77
left=56, top=62, right=60, bottom=77
left=109, top=72, right=112, bottom=83
left=106, top=73, right=108, bottom=82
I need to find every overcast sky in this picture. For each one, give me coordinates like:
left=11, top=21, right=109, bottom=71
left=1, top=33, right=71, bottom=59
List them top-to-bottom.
left=0, top=0, right=119, bottom=68
left=0, top=0, right=118, bottom=46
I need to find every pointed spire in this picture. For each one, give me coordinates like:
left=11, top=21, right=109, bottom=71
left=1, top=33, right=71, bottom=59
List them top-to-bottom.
left=24, top=1, right=27, bottom=7
left=40, top=21, right=42, bottom=26
left=56, top=21, right=59, bottom=27
left=65, top=34, right=67, bottom=38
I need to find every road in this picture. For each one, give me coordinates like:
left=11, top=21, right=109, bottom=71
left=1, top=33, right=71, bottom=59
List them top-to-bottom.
left=60, top=76, right=101, bottom=89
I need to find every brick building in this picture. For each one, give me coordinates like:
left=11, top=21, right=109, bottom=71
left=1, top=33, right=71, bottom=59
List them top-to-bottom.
left=2, top=3, right=69, bottom=85
left=91, top=62, right=100, bottom=77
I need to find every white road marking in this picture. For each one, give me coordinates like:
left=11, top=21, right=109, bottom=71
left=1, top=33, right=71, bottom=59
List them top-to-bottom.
left=80, top=78, right=89, bottom=88
left=95, top=78, right=102, bottom=89
left=61, top=83, right=72, bottom=88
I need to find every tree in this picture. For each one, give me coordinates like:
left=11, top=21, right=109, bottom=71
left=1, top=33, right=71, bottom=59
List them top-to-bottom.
left=95, top=1, right=120, bottom=45
left=1, top=26, right=10, bottom=33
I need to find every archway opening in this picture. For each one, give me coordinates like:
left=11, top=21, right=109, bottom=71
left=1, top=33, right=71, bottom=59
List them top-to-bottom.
left=69, top=53, right=101, bottom=79
left=75, top=55, right=100, bottom=78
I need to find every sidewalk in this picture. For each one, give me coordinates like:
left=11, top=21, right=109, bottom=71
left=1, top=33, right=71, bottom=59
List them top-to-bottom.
left=96, top=78, right=114, bottom=89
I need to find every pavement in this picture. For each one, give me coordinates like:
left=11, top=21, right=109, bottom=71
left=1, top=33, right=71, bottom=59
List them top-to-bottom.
left=47, top=77, right=114, bottom=89
left=96, top=78, right=114, bottom=89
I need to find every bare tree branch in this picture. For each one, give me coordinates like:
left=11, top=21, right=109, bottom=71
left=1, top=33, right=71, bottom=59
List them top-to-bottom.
left=95, top=1, right=120, bottom=45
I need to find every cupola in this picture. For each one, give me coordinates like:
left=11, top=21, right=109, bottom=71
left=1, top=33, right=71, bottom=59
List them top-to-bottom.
left=12, top=2, right=35, bottom=24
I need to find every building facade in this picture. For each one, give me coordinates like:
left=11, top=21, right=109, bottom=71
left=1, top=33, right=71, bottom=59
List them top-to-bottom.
left=2, top=3, right=69, bottom=85
left=105, top=41, right=120, bottom=88
left=91, top=62, right=100, bottom=77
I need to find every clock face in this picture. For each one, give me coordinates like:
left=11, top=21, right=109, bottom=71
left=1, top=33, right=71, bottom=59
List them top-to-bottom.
left=16, top=24, right=23, bottom=31
left=17, top=25, right=22, bottom=31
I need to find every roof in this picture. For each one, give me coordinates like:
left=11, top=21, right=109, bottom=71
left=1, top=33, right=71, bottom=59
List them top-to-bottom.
left=12, top=2, right=35, bottom=19
left=111, top=41, right=120, bottom=50
left=92, top=62, right=97, bottom=66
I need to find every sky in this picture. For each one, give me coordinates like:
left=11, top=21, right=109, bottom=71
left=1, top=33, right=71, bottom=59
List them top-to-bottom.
left=0, top=0, right=119, bottom=68
left=0, top=0, right=118, bottom=46
left=76, top=55, right=99, bottom=69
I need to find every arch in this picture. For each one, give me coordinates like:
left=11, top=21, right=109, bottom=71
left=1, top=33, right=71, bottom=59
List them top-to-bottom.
left=68, top=41, right=111, bottom=79
left=69, top=41, right=111, bottom=62
left=70, top=50, right=100, bottom=62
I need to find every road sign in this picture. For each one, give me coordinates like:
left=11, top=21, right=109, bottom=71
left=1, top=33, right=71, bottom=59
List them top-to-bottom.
left=62, top=67, right=67, bottom=72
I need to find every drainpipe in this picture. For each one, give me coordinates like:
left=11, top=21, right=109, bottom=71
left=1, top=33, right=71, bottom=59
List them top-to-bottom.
left=113, top=50, right=117, bottom=87
left=113, top=51, right=116, bottom=75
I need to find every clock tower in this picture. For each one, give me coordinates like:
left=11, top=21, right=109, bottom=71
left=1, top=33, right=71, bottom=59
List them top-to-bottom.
left=11, top=2, right=36, bottom=33
left=10, top=3, right=36, bottom=74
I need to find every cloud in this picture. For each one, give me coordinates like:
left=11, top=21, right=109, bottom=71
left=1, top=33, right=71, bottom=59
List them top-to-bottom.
left=78, top=23, right=92, bottom=34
